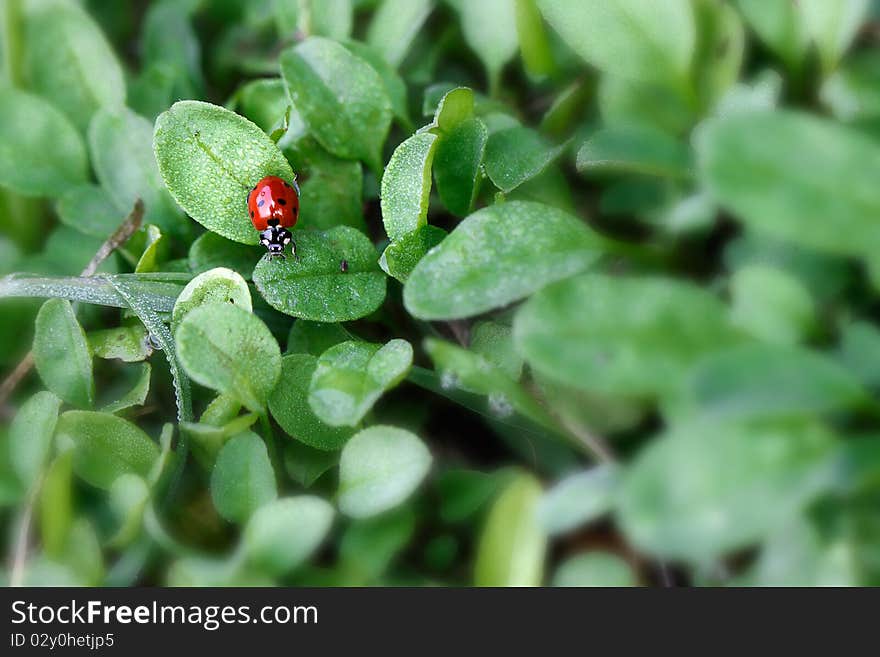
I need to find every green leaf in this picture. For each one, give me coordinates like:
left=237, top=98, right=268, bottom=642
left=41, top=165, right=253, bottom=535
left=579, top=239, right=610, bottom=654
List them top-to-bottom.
left=297, top=0, right=353, bottom=40
left=366, top=0, right=433, bottom=67
left=459, top=0, right=518, bottom=92
left=516, top=0, right=556, bottom=79
left=538, top=0, right=695, bottom=85
left=735, top=0, right=807, bottom=71
left=23, top=1, right=125, bottom=131
left=280, top=37, right=392, bottom=171
left=342, top=40, right=411, bottom=128
left=232, top=78, right=290, bottom=134
left=0, top=88, right=88, bottom=196
left=154, top=100, right=295, bottom=244
left=89, top=108, right=183, bottom=236
left=697, top=110, right=880, bottom=258
left=434, top=118, right=488, bottom=216
left=576, top=125, right=692, bottom=179
left=484, top=127, right=566, bottom=193
left=381, top=132, right=438, bottom=242
left=56, top=185, right=124, bottom=238
left=404, top=201, right=602, bottom=320
left=379, top=225, right=447, bottom=283
left=253, top=227, right=387, bottom=322
left=188, top=232, right=261, bottom=275
left=729, top=264, right=816, bottom=345
left=171, top=267, right=252, bottom=329
left=514, top=274, right=740, bottom=399
left=33, top=299, right=94, bottom=408
left=176, top=303, right=281, bottom=413
left=287, top=320, right=353, bottom=357
left=470, top=321, right=522, bottom=381
left=89, top=325, right=152, bottom=363
left=309, top=340, right=413, bottom=427
left=675, top=344, right=868, bottom=422
left=269, top=354, right=354, bottom=450
left=102, top=363, right=152, bottom=415
left=9, top=391, right=61, bottom=485
left=57, top=411, right=160, bottom=490
left=182, top=413, right=259, bottom=470
left=616, top=419, right=834, bottom=563
left=338, top=425, right=432, bottom=518
left=210, top=431, right=277, bottom=523
left=39, top=453, right=73, bottom=556
left=538, top=465, right=618, bottom=536
left=474, top=472, right=546, bottom=586
left=108, top=473, right=150, bottom=547
left=243, top=496, right=334, bottom=575
left=339, top=506, right=416, bottom=581
left=552, top=552, right=637, bottom=587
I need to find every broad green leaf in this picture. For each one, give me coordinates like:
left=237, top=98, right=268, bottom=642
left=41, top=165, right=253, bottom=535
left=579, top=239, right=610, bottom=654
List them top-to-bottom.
left=141, top=0, right=203, bottom=102
left=297, top=0, right=353, bottom=39
left=366, top=0, right=433, bottom=66
left=459, top=0, right=518, bottom=92
left=516, top=0, right=556, bottom=78
left=538, top=0, right=695, bottom=86
left=735, top=0, right=807, bottom=71
left=800, top=0, right=869, bottom=75
left=23, top=2, right=125, bottom=131
left=280, top=37, right=392, bottom=171
left=342, top=40, right=411, bottom=129
left=232, top=78, right=290, bottom=134
left=428, top=87, right=475, bottom=132
left=0, top=88, right=88, bottom=196
left=154, top=100, right=295, bottom=244
left=89, top=108, right=183, bottom=236
left=697, top=110, right=880, bottom=258
left=434, top=118, right=488, bottom=216
left=576, top=125, right=692, bottom=179
left=484, top=127, right=565, bottom=193
left=381, top=132, right=438, bottom=241
left=56, top=185, right=123, bottom=238
left=404, top=201, right=602, bottom=320
left=379, top=225, right=447, bottom=283
left=253, top=227, right=387, bottom=322
left=188, top=232, right=261, bottom=275
left=729, top=264, right=815, bottom=345
left=171, top=267, right=252, bottom=329
left=514, top=274, right=740, bottom=399
left=33, top=299, right=94, bottom=408
left=176, top=303, right=281, bottom=413
left=287, top=321, right=353, bottom=356
left=471, top=321, right=522, bottom=381
left=89, top=325, right=152, bottom=363
left=309, top=339, right=413, bottom=427
left=676, top=344, right=867, bottom=422
left=269, top=354, right=354, bottom=450
left=102, top=363, right=152, bottom=415
left=9, top=391, right=61, bottom=485
left=56, top=411, right=160, bottom=490
left=616, top=419, right=834, bottom=563
left=338, top=425, right=432, bottom=518
left=210, top=431, right=277, bottom=523
left=284, top=440, right=338, bottom=487
left=40, top=453, right=73, bottom=556
left=538, top=465, right=618, bottom=536
left=474, top=472, right=545, bottom=586
left=243, top=496, right=334, bottom=575
left=552, top=552, right=637, bottom=587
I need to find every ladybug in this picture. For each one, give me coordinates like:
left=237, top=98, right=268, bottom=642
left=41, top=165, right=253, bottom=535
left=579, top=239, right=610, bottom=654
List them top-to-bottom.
left=247, top=175, right=300, bottom=257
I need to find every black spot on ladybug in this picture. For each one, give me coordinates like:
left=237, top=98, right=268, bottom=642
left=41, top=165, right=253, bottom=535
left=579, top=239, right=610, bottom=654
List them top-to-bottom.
left=283, top=182, right=292, bottom=189
left=277, top=198, right=287, bottom=205
left=257, top=199, right=265, bottom=208
left=293, top=207, right=298, bottom=215
left=250, top=210, right=254, bottom=218
left=340, top=259, right=349, bottom=273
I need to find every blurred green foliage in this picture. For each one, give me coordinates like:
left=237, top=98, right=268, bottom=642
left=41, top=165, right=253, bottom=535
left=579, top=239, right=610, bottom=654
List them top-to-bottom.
left=1, top=0, right=880, bottom=587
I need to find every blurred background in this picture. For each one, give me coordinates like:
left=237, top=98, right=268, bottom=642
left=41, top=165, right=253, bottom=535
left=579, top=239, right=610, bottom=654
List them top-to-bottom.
left=2, top=0, right=880, bottom=587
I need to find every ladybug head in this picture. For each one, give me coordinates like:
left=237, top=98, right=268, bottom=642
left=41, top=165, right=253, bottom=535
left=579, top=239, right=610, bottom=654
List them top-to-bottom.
left=260, top=225, right=292, bottom=257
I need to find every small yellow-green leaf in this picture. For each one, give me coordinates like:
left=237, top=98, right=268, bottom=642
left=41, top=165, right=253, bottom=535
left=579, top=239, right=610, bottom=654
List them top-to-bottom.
left=381, top=132, right=439, bottom=242
left=379, top=225, right=447, bottom=283
left=253, top=227, right=386, bottom=322
left=33, top=299, right=94, bottom=408
left=176, top=303, right=281, bottom=413
left=309, top=340, right=413, bottom=427
left=338, top=425, right=432, bottom=518
left=474, top=472, right=546, bottom=586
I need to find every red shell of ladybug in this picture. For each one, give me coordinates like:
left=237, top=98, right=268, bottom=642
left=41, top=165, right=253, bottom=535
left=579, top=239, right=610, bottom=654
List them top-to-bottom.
left=247, top=175, right=299, bottom=231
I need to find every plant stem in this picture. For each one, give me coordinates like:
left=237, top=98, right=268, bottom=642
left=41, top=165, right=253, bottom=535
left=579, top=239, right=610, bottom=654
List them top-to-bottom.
left=2, top=0, right=23, bottom=88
